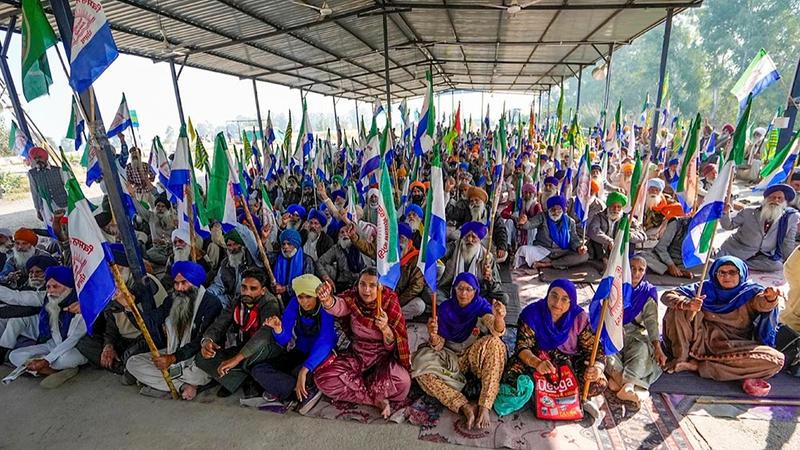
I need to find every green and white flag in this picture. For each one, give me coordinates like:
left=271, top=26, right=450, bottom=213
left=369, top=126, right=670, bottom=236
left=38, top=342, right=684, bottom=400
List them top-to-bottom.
left=21, top=0, right=57, bottom=101
left=8, top=120, right=30, bottom=156
left=206, top=133, right=238, bottom=231
left=374, top=147, right=401, bottom=289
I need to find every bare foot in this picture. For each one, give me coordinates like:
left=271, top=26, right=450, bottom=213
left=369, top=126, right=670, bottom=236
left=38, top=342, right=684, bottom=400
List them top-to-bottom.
left=534, top=261, right=552, bottom=269
left=681, top=270, right=694, bottom=279
left=673, top=360, right=698, bottom=373
left=607, top=371, right=623, bottom=392
left=616, top=383, right=639, bottom=405
left=181, top=384, right=198, bottom=401
left=375, top=399, right=391, bottom=419
left=460, top=403, right=477, bottom=430
left=476, top=406, right=491, bottom=429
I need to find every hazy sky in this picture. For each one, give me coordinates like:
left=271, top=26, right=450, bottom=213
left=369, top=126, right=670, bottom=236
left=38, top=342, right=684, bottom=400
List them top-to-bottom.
left=1, top=31, right=572, bottom=151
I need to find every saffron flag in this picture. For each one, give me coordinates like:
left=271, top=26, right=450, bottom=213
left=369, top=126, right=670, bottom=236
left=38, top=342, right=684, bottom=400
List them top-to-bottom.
left=21, top=0, right=57, bottom=101
left=68, top=0, right=119, bottom=93
left=106, top=94, right=132, bottom=138
left=418, top=143, right=447, bottom=291
left=64, top=159, right=116, bottom=333
left=682, top=160, right=734, bottom=268
left=589, top=215, right=631, bottom=355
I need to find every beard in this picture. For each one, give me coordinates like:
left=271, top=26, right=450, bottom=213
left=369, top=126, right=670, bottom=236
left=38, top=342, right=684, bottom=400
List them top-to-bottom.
left=411, top=194, right=424, bottom=206
left=645, top=194, right=662, bottom=210
left=523, top=198, right=535, bottom=211
left=368, top=200, right=378, bottom=210
left=760, top=201, right=787, bottom=224
left=469, top=202, right=486, bottom=222
left=155, top=210, right=174, bottom=229
left=608, top=210, right=622, bottom=221
left=548, top=212, right=563, bottom=222
left=407, top=216, right=422, bottom=231
left=287, top=221, right=300, bottom=230
left=307, top=230, right=319, bottom=242
left=338, top=237, right=352, bottom=249
left=460, top=240, right=480, bottom=264
left=173, top=246, right=191, bottom=262
left=282, top=247, right=298, bottom=259
left=13, top=248, right=35, bottom=269
left=228, top=250, right=245, bottom=267
left=28, top=277, right=45, bottom=289
left=169, top=289, right=197, bottom=337
left=238, top=293, right=258, bottom=307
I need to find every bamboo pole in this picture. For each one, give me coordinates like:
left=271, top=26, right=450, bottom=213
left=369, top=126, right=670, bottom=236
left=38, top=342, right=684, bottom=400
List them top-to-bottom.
left=184, top=185, right=198, bottom=262
left=238, top=194, right=276, bottom=287
left=110, top=264, right=179, bottom=399
left=377, top=282, right=383, bottom=313
left=582, top=298, right=608, bottom=401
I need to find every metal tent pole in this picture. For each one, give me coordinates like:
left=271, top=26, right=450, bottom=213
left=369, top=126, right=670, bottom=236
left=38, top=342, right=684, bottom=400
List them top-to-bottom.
left=50, top=0, right=146, bottom=285
left=648, top=8, right=674, bottom=158
left=382, top=9, right=392, bottom=127
left=602, top=45, right=615, bottom=133
left=169, top=59, right=186, bottom=128
left=575, top=67, right=583, bottom=115
left=252, top=79, right=265, bottom=149
left=332, top=96, right=342, bottom=147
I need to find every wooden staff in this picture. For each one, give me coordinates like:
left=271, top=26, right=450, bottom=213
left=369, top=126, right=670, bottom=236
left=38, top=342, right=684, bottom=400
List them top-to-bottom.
left=484, top=163, right=506, bottom=266
left=238, top=194, right=276, bottom=286
left=109, top=264, right=179, bottom=399
left=376, top=282, right=382, bottom=312
left=430, top=291, right=437, bottom=323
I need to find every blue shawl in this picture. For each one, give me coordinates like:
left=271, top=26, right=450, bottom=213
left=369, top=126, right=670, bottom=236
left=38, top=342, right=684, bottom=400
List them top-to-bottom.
left=546, top=215, right=571, bottom=250
left=274, top=248, right=307, bottom=287
left=676, top=256, right=778, bottom=346
left=437, top=273, right=493, bottom=343
left=519, top=279, right=583, bottom=351
left=623, top=279, right=658, bottom=325
left=37, top=292, right=77, bottom=343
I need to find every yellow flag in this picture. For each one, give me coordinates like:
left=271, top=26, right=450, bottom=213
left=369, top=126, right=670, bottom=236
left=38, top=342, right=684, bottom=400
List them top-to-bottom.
left=187, top=116, right=197, bottom=144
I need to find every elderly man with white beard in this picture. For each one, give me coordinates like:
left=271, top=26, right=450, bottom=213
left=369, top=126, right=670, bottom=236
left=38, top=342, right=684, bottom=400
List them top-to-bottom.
left=642, top=178, right=683, bottom=242
left=716, top=184, right=799, bottom=272
left=448, top=187, right=509, bottom=263
left=362, top=189, right=381, bottom=226
left=588, top=192, right=647, bottom=263
left=133, top=193, right=176, bottom=266
left=518, top=195, right=589, bottom=270
left=301, top=209, right=334, bottom=262
left=317, top=221, right=366, bottom=293
left=439, top=222, right=507, bottom=305
left=0, top=228, right=51, bottom=289
left=208, top=229, right=258, bottom=308
left=270, top=229, right=316, bottom=304
left=0, top=255, right=58, bottom=360
left=127, top=261, right=222, bottom=400
left=7, top=266, right=88, bottom=388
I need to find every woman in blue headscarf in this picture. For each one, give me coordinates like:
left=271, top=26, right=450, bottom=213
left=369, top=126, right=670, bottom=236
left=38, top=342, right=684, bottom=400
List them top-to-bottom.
left=605, top=255, right=665, bottom=408
left=661, top=256, right=784, bottom=386
left=411, top=272, right=507, bottom=431
left=496, top=278, right=606, bottom=416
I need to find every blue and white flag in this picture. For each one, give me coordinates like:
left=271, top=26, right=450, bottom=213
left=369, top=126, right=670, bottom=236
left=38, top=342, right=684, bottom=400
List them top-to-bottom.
left=68, top=0, right=118, bottom=93
left=731, top=49, right=781, bottom=108
left=414, top=70, right=435, bottom=156
left=106, top=94, right=132, bottom=138
left=293, top=100, right=313, bottom=165
left=266, top=110, right=276, bottom=146
left=360, top=113, right=381, bottom=180
left=167, top=126, right=192, bottom=200
left=753, top=130, right=800, bottom=193
left=151, top=136, right=171, bottom=190
left=417, top=143, right=447, bottom=292
left=85, top=145, right=102, bottom=186
left=572, top=146, right=592, bottom=225
left=682, top=160, right=734, bottom=268
left=589, top=215, right=630, bottom=355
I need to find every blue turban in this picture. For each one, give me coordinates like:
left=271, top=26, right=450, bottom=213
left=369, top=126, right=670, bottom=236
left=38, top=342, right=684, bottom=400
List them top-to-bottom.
left=540, top=155, right=549, bottom=161
left=668, top=158, right=679, bottom=166
left=459, top=162, right=470, bottom=171
left=591, top=164, right=602, bottom=172
left=544, top=176, right=559, bottom=186
left=647, top=178, right=665, bottom=192
left=302, top=179, right=314, bottom=189
left=764, top=183, right=796, bottom=202
left=331, top=190, right=347, bottom=201
left=546, top=195, right=567, bottom=210
left=286, top=204, right=307, bottom=220
left=405, top=204, right=423, bottom=220
left=308, top=208, right=328, bottom=227
left=327, top=219, right=344, bottom=239
left=460, top=221, right=487, bottom=240
left=398, top=222, right=413, bottom=240
left=279, top=229, right=302, bottom=248
left=26, top=254, right=58, bottom=271
left=171, top=261, right=206, bottom=287
left=45, top=266, right=75, bottom=288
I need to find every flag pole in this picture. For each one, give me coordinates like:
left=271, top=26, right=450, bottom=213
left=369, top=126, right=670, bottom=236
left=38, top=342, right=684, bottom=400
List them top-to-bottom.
left=184, top=185, right=198, bottom=262
left=238, top=194, right=277, bottom=286
left=110, top=264, right=179, bottom=399
left=377, top=282, right=383, bottom=313
left=582, top=295, right=609, bottom=401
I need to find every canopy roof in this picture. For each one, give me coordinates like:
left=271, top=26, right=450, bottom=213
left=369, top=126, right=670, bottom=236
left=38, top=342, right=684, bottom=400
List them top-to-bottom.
left=0, top=0, right=702, bottom=100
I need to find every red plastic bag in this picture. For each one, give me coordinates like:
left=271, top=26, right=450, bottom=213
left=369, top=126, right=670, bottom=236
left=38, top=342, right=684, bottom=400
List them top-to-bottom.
left=533, top=356, right=583, bottom=421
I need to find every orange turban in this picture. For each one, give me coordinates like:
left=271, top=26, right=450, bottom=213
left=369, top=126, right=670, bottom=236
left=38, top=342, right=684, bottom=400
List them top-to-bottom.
left=622, top=163, right=635, bottom=174
left=590, top=180, right=600, bottom=194
left=410, top=181, right=426, bottom=193
left=467, top=186, right=488, bottom=203
left=14, top=228, right=38, bottom=246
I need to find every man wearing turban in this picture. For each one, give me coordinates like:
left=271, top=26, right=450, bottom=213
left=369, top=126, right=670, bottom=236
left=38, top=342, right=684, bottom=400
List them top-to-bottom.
left=27, top=146, right=68, bottom=222
left=643, top=178, right=684, bottom=241
left=446, top=186, right=510, bottom=263
left=587, top=192, right=646, bottom=263
left=518, top=195, right=588, bottom=269
left=301, top=208, right=334, bottom=262
left=439, top=221, right=507, bottom=305
left=208, top=227, right=259, bottom=308
left=0, top=228, right=50, bottom=288
left=270, top=229, right=315, bottom=303
left=127, top=261, right=222, bottom=400
left=8, top=266, right=88, bottom=388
